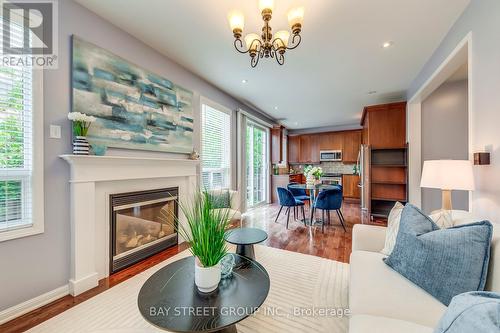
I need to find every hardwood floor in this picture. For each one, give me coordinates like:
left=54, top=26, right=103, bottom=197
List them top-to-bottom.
left=1, top=201, right=369, bottom=333
left=240, top=202, right=360, bottom=263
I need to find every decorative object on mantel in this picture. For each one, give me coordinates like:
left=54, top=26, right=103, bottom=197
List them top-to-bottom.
left=228, top=0, right=304, bottom=67
left=71, top=36, right=194, bottom=153
left=68, top=112, right=96, bottom=155
left=91, top=144, right=107, bottom=156
left=189, top=149, right=200, bottom=160
left=474, top=152, right=490, bottom=165
left=420, top=160, right=475, bottom=211
left=304, top=165, right=323, bottom=186
left=172, top=190, right=232, bottom=293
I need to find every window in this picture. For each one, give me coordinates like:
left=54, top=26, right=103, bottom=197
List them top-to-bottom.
left=0, top=14, right=43, bottom=241
left=201, top=101, right=231, bottom=190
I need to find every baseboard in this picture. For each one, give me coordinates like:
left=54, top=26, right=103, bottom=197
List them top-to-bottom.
left=69, top=272, right=99, bottom=296
left=0, top=285, right=69, bottom=325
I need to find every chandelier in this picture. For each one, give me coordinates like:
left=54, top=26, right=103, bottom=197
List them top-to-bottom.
left=228, top=0, right=304, bottom=67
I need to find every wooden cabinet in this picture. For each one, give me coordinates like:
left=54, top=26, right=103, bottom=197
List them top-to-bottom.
left=360, top=102, right=408, bottom=219
left=361, top=102, right=407, bottom=148
left=271, top=126, right=284, bottom=163
left=342, top=130, right=361, bottom=163
left=319, top=132, right=343, bottom=150
left=299, top=134, right=319, bottom=163
left=288, top=135, right=300, bottom=163
left=289, top=174, right=305, bottom=184
left=343, top=174, right=360, bottom=199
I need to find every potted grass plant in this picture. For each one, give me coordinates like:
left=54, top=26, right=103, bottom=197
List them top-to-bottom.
left=175, top=190, right=232, bottom=293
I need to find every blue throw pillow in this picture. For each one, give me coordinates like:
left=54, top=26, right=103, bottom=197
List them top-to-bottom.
left=384, top=204, right=493, bottom=305
left=434, top=291, right=500, bottom=332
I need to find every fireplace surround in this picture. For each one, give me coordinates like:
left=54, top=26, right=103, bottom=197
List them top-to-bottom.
left=61, top=155, right=199, bottom=296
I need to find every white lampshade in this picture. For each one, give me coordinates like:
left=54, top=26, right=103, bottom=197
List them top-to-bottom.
left=259, top=0, right=274, bottom=12
left=288, top=7, right=305, bottom=27
left=228, top=11, right=244, bottom=32
left=273, top=30, right=290, bottom=48
left=244, top=33, right=261, bottom=52
left=420, top=160, right=475, bottom=191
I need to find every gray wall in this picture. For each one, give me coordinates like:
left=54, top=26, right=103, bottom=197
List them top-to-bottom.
left=0, top=0, right=274, bottom=311
left=408, top=0, right=500, bottom=224
left=421, top=80, right=468, bottom=213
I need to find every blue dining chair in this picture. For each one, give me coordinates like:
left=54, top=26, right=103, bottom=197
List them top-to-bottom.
left=287, top=182, right=310, bottom=219
left=275, top=187, right=306, bottom=229
left=311, top=187, right=347, bottom=232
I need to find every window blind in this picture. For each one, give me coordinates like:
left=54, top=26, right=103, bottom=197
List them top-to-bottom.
left=0, top=16, right=33, bottom=231
left=201, top=104, right=231, bottom=190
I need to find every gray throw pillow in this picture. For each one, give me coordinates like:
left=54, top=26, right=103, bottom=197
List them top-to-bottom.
left=384, top=204, right=493, bottom=305
left=434, top=291, right=500, bottom=332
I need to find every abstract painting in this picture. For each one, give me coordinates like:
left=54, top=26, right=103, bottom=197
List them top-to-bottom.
left=71, top=36, right=194, bottom=153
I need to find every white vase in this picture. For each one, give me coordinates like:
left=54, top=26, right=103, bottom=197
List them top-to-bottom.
left=194, top=258, right=221, bottom=293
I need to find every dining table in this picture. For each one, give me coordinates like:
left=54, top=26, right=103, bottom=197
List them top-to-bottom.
left=288, top=183, right=341, bottom=225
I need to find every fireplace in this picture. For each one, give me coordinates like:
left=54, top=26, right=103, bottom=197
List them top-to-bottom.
left=110, top=187, right=179, bottom=273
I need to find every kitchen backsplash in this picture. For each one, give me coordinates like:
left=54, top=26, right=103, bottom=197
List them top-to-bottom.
left=290, top=162, right=357, bottom=175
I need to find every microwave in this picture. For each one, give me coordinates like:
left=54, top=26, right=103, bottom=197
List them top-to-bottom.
left=320, top=150, right=342, bottom=162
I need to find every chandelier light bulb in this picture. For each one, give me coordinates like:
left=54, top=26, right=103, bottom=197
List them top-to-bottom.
left=259, top=0, right=274, bottom=12
left=288, top=7, right=304, bottom=31
left=228, top=11, right=245, bottom=34
left=273, top=30, right=290, bottom=49
left=245, top=33, right=261, bottom=52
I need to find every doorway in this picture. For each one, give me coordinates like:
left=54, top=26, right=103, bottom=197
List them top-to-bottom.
left=246, top=120, right=269, bottom=208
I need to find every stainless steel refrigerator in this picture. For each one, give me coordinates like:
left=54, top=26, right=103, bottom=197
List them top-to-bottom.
left=357, top=144, right=371, bottom=213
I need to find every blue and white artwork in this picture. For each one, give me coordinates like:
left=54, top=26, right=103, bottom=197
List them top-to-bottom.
left=71, top=36, right=194, bottom=153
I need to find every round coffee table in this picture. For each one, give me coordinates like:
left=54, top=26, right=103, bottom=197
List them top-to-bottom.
left=224, top=228, right=268, bottom=260
left=137, top=254, right=270, bottom=333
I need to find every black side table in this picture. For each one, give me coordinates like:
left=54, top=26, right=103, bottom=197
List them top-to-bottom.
left=224, top=228, right=268, bottom=260
left=138, top=255, right=270, bottom=333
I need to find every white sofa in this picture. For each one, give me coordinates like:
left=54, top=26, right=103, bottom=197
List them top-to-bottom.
left=349, top=212, right=500, bottom=333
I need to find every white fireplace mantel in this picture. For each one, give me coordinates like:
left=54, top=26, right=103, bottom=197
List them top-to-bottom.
left=60, top=155, right=199, bottom=296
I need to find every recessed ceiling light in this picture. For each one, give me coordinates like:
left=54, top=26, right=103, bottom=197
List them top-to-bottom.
left=382, top=41, right=394, bottom=48
left=242, top=79, right=248, bottom=84
left=368, top=90, right=377, bottom=95
left=274, top=106, right=279, bottom=110
left=294, top=122, right=298, bottom=126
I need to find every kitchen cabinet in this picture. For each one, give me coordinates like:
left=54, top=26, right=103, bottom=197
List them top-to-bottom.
left=360, top=102, right=408, bottom=219
left=361, top=102, right=407, bottom=148
left=271, top=126, right=284, bottom=163
left=342, top=130, right=362, bottom=163
left=319, top=132, right=343, bottom=150
left=299, top=134, right=319, bottom=163
left=288, top=135, right=300, bottom=163
left=289, top=173, right=305, bottom=184
left=343, top=174, right=360, bottom=199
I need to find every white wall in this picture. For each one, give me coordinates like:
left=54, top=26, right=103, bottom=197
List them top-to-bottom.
left=0, top=0, right=274, bottom=312
left=408, top=0, right=500, bottom=222
left=421, top=79, right=469, bottom=213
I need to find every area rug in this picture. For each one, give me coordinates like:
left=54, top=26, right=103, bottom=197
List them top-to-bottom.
left=28, top=245, right=350, bottom=333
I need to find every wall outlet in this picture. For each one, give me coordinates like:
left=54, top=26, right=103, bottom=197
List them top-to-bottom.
left=49, top=125, right=61, bottom=139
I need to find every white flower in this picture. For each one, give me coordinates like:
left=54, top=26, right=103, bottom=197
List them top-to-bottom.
left=68, top=112, right=96, bottom=122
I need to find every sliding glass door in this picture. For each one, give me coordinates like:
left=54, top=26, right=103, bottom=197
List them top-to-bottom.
left=246, top=121, right=269, bottom=208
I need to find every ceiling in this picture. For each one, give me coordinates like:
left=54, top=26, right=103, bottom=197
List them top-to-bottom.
left=75, top=0, right=470, bottom=129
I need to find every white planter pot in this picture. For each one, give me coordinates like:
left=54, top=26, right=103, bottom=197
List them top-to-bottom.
left=194, top=258, right=221, bottom=293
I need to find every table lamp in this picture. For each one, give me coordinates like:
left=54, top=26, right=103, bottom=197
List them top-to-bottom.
left=420, top=160, right=475, bottom=210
